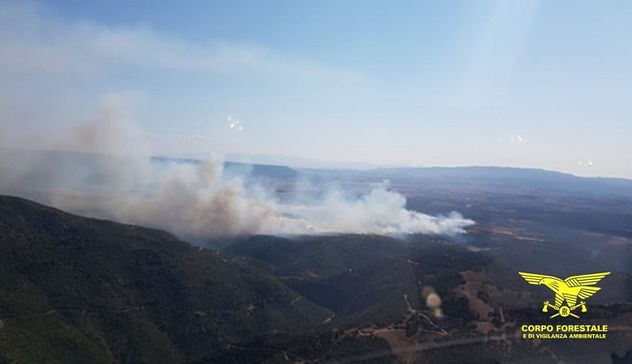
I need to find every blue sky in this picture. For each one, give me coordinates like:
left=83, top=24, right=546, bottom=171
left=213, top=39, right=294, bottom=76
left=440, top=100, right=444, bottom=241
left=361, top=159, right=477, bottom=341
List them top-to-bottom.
left=1, top=0, right=631, bottom=177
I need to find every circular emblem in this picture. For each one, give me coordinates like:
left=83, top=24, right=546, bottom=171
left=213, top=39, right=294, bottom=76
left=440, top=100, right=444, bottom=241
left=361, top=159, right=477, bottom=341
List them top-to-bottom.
left=559, top=306, right=571, bottom=317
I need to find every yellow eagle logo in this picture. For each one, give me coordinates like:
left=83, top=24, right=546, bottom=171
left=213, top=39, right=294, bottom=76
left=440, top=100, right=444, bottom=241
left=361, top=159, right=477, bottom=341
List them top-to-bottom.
left=518, top=272, right=610, bottom=318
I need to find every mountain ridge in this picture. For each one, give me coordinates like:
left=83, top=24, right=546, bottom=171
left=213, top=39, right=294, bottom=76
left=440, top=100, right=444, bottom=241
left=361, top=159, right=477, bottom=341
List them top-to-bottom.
left=0, top=194, right=330, bottom=364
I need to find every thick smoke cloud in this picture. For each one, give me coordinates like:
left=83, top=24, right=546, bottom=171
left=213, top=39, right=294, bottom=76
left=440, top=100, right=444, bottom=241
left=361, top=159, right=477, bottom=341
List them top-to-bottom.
left=0, top=104, right=474, bottom=238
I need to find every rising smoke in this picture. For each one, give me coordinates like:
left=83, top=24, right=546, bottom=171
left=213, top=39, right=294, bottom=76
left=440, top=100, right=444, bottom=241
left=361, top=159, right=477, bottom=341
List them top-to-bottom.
left=0, top=103, right=475, bottom=238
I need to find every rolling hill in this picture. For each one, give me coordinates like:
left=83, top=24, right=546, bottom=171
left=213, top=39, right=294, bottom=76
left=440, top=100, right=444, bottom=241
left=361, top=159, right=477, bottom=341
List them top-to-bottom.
left=0, top=195, right=329, bottom=364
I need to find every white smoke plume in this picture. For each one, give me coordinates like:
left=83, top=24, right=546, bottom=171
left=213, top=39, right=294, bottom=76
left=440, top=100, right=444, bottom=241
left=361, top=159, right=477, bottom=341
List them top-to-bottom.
left=0, top=104, right=474, bottom=238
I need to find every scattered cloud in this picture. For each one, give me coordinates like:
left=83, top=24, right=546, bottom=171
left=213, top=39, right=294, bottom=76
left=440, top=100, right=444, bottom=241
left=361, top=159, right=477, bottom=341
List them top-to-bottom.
left=0, top=1, right=360, bottom=83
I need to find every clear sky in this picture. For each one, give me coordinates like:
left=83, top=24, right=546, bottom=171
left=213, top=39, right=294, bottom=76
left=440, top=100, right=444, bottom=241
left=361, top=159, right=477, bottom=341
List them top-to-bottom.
left=1, top=0, right=631, bottom=177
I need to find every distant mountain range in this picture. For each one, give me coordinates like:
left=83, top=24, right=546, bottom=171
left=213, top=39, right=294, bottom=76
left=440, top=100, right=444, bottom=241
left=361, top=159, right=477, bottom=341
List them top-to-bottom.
left=2, top=148, right=631, bottom=188
left=151, top=156, right=299, bottom=180
left=362, top=166, right=632, bottom=197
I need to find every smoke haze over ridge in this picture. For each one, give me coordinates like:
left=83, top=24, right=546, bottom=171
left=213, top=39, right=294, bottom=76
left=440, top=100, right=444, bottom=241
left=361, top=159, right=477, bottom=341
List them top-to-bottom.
left=0, top=100, right=475, bottom=238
